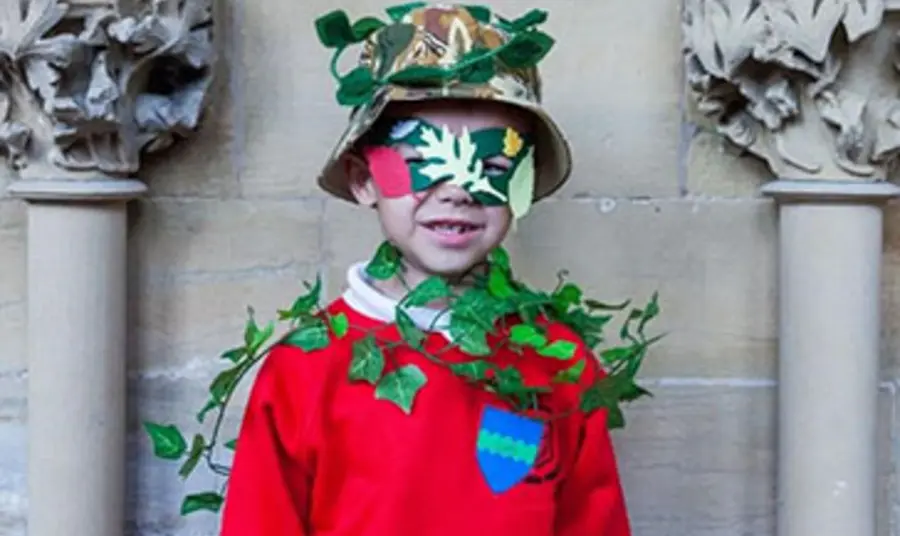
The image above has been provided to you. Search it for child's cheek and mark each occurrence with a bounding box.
[363,146,413,198]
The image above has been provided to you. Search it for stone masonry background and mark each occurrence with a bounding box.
[1,0,899,534]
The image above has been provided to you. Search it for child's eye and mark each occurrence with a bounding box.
[483,161,510,176]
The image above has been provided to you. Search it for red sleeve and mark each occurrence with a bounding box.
[220,344,319,536]
[554,347,631,536]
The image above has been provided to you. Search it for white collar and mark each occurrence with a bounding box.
[341,261,453,340]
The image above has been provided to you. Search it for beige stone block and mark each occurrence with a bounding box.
[130,266,318,371]
[238,0,362,198]
[321,199,384,299]
[686,131,771,197]
[528,0,684,198]
[129,198,323,278]
[506,198,779,379]
[613,384,893,536]
[0,200,26,372]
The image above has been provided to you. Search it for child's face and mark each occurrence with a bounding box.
[349,100,534,281]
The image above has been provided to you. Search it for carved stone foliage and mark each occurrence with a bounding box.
[682,0,900,181]
[0,0,214,180]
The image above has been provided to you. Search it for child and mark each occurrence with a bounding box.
[218,4,657,535]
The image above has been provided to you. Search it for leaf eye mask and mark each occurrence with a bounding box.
[363,117,536,219]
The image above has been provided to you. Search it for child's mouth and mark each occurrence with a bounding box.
[421,219,485,246]
[423,221,482,234]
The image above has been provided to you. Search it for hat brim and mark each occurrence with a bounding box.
[317,85,572,205]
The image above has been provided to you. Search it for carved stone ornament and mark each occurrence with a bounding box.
[682,0,900,181]
[0,0,214,181]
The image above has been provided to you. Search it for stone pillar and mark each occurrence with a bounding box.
[0,1,215,535]
[681,0,900,533]
[762,180,900,536]
[8,179,146,536]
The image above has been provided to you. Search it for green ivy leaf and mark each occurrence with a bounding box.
[553,359,586,384]
[537,339,577,360]
[337,66,377,106]
[449,316,491,356]
[584,298,630,311]
[600,346,636,366]
[498,30,555,69]
[351,16,387,41]
[196,398,219,424]
[618,378,652,402]
[314,9,356,48]
[487,264,515,299]
[404,276,452,307]
[144,422,187,460]
[178,434,206,478]
[396,309,425,349]
[375,364,427,414]
[366,241,402,280]
[489,247,510,270]
[385,2,426,21]
[388,65,451,85]
[349,335,385,384]
[553,283,582,311]
[280,275,322,320]
[220,346,246,363]
[283,320,330,352]
[330,312,350,338]
[225,439,237,451]
[606,405,626,429]
[509,324,547,348]
[209,366,242,403]
[181,492,224,515]
[450,360,492,381]
[580,383,608,413]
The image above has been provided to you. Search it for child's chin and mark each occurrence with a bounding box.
[419,253,487,279]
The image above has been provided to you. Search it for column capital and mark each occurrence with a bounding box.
[0,0,215,198]
[761,179,900,204]
[682,0,900,183]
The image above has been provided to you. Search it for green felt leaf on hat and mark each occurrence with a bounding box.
[388,65,451,85]
[385,2,426,21]
[315,9,356,49]
[336,66,377,106]
[507,9,549,31]
[351,17,387,42]
[374,23,417,78]
[458,47,495,83]
[499,30,555,69]
[464,5,492,23]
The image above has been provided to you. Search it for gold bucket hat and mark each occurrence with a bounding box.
[314,3,572,205]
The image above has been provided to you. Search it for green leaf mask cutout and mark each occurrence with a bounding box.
[370,117,536,216]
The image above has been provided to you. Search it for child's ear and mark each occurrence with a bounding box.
[345,152,378,207]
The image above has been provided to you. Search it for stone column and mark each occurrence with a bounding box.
[8,178,147,536]
[762,179,900,536]
[0,1,215,535]
[681,1,900,534]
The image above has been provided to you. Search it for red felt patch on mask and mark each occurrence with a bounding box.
[363,146,413,198]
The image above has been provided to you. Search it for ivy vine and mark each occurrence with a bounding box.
[143,242,663,516]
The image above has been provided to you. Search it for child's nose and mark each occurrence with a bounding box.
[432,181,476,205]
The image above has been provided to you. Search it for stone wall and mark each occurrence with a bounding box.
[0,0,898,535]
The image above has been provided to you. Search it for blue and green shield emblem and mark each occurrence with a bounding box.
[476,406,545,493]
